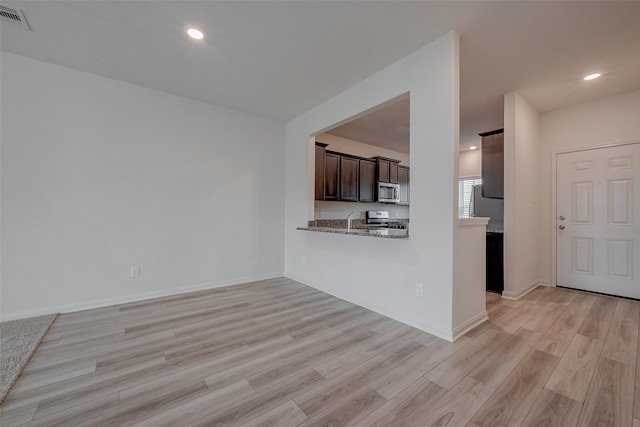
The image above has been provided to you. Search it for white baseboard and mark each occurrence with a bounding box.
[502,281,542,300]
[1,271,284,322]
[285,273,454,341]
[452,311,489,341]
[364,300,454,342]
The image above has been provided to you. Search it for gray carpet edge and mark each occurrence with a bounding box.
[0,313,58,404]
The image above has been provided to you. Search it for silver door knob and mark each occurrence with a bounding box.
[559,216,565,220]
[559,225,566,230]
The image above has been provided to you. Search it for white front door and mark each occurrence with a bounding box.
[556,143,640,298]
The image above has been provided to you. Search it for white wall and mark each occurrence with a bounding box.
[316,133,410,166]
[453,218,489,336]
[459,149,481,178]
[538,89,640,285]
[285,32,479,341]
[503,92,540,299]
[0,52,285,321]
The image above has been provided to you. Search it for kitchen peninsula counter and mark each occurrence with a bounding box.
[297,226,409,239]
[297,219,409,239]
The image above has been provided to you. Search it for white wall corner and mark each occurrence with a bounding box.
[452,311,489,341]
[501,280,541,300]
[453,217,487,337]
[503,91,540,300]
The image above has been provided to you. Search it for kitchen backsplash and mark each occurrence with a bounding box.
[315,201,409,220]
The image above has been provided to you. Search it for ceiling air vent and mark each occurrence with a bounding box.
[0,4,30,30]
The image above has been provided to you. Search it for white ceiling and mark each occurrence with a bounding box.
[325,96,410,155]
[2,1,639,151]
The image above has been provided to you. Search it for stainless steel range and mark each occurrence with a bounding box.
[366,211,408,229]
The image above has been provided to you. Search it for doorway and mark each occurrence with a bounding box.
[556,142,640,298]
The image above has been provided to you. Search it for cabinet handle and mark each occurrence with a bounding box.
[559,215,566,220]
[559,225,566,230]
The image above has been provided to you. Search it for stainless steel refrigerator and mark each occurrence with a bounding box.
[470,184,504,231]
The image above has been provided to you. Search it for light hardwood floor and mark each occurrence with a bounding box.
[1,277,639,426]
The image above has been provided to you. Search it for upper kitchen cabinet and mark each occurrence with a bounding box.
[480,129,504,199]
[398,165,410,205]
[359,159,376,203]
[340,155,359,202]
[314,145,408,204]
[376,157,400,184]
[324,151,340,200]
[315,143,327,200]
[390,161,399,184]
[377,157,389,182]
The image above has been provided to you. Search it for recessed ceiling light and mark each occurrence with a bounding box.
[186,27,204,40]
[583,73,601,81]
[469,146,477,150]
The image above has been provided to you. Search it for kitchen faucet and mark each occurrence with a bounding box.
[347,211,355,232]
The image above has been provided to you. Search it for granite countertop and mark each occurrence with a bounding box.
[298,219,409,239]
[296,226,409,239]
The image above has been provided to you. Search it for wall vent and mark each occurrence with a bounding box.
[0,4,30,30]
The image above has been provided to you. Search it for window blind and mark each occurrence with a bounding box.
[459,177,482,218]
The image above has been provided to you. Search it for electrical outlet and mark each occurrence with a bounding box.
[416,283,424,298]
[130,266,140,278]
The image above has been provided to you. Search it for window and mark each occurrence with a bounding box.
[459,177,482,218]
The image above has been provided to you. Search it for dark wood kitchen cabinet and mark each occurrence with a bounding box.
[315,148,405,203]
[389,162,399,184]
[376,157,400,184]
[359,159,376,202]
[340,155,359,201]
[486,232,504,293]
[315,143,327,200]
[323,151,340,200]
[377,158,390,182]
[398,165,410,205]
[480,129,504,199]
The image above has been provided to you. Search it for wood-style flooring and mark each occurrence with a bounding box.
[1,277,639,426]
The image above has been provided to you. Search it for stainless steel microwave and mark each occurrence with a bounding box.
[377,182,400,203]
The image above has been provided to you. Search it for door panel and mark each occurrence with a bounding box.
[608,179,632,225]
[609,239,633,279]
[609,156,632,169]
[557,143,640,298]
[572,160,592,173]
[572,182,593,224]
[572,237,593,274]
